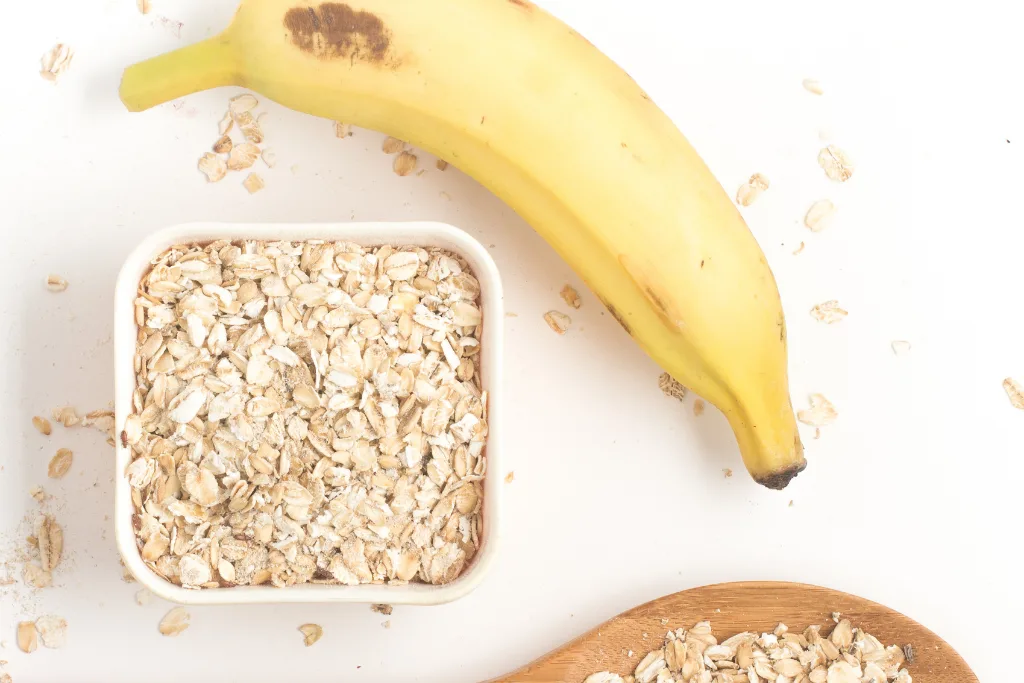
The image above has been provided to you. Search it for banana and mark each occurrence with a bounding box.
[120,0,806,488]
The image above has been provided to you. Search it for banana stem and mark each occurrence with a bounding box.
[120,34,239,112]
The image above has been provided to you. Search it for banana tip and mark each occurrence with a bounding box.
[754,460,807,490]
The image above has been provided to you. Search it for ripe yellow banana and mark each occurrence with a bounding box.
[120,0,806,487]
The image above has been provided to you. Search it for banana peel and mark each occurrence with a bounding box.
[119,0,806,488]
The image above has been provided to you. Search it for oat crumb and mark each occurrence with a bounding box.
[693,398,705,416]
[658,373,686,401]
[818,145,854,182]
[560,285,582,309]
[792,241,805,255]
[370,604,393,616]
[797,393,837,428]
[46,275,68,292]
[723,468,733,478]
[504,471,514,484]
[212,135,232,154]
[242,173,265,194]
[1003,377,1024,409]
[543,310,571,335]
[158,607,190,636]
[436,159,448,171]
[198,153,227,182]
[382,136,405,154]
[804,199,837,232]
[736,173,769,206]
[393,151,418,176]
[47,449,73,479]
[40,43,73,82]
[334,121,353,138]
[802,78,824,95]
[32,416,52,436]
[299,623,323,647]
[809,300,848,324]
[891,340,912,355]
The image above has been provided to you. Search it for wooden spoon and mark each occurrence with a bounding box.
[491,582,977,683]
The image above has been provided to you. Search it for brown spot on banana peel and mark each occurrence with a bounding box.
[598,298,633,337]
[618,254,684,330]
[508,0,533,9]
[284,3,391,63]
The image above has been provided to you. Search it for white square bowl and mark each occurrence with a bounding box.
[114,221,503,605]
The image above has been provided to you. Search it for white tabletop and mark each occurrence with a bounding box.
[0,0,1016,681]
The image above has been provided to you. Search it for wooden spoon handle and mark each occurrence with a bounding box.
[490,582,976,683]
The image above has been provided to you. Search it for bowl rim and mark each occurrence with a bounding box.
[114,221,503,605]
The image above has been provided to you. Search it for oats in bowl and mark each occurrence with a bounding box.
[121,235,495,596]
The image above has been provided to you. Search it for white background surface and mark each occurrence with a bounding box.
[0,1,1018,681]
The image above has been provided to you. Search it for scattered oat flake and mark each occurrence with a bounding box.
[227,143,260,171]
[198,153,227,182]
[1,674,12,683]
[17,622,37,653]
[505,471,514,483]
[212,135,232,154]
[34,616,67,649]
[382,620,391,629]
[818,145,854,182]
[1004,378,1024,409]
[693,398,705,416]
[32,416,52,435]
[891,340,912,355]
[335,121,353,138]
[37,515,63,572]
[792,241,805,255]
[29,486,46,503]
[560,285,582,309]
[40,43,73,82]
[299,623,323,647]
[218,112,233,135]
[47,449,73,479]
[436,159,449,171]
[137,0,152,13]
[52,406,80,427]
[810,300,848,324]
[243,173,265,194]
[543,310,571,334]
[135,588,152,606]
[229,93,258,115]
[46,275,68,292]
[804,199,837,232]
[439,190,452,200]
[158,607,190,636]
[723,468,733,478]
[370,604,393,615]
[802,78,824,95]
[736,173,770,206]
[658,372,687,401]
[382,136,405,154]
[393,151,418,176]
[798,393,837,428]
[505,312,518,318]
[788,499,794,507]
[261,148,277,168]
